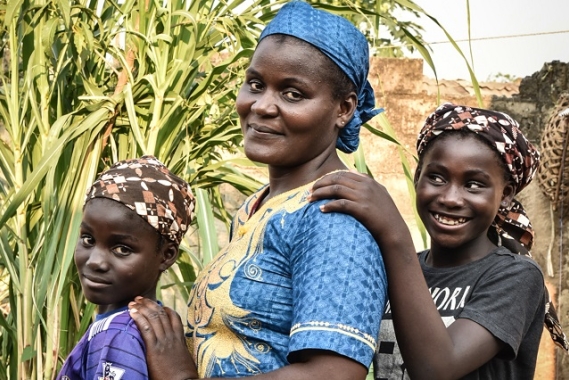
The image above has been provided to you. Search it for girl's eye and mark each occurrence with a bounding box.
[466,181,483,190]
[113,246,133,257]
[80,235,94,247]
[284,90,303,101]
[428,174,444,184]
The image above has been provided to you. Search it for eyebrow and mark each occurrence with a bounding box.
[425,163,493,179]
[245,67,312,87]
[79,222,140,243]
[111,233,140,243]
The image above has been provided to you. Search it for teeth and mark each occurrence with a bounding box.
[434,214,466,226]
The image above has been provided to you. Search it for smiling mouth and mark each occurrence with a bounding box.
[249,123,281,134]
[433,213,467,226]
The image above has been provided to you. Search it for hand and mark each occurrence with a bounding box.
[128,297,198,380]
[309,171,408,247]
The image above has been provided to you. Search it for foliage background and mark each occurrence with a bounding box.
[0,0,457,378]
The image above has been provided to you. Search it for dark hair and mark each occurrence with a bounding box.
[415,129,512,184]
[155,233,167,254]
[262,34,356,100]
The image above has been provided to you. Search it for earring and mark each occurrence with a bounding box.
[501,200,509,207]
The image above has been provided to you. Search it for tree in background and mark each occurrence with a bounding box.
[0,0,432,378]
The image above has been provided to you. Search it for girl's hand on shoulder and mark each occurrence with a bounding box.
[309,171,406,246]
[128,297,197,380]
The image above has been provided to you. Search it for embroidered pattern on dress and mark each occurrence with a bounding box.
[290,321,377,350]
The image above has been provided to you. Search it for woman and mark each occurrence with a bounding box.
[128,2,388,379]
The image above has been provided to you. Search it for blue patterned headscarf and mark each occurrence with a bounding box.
[260,1,382,153]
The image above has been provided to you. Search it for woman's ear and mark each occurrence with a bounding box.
[159,241,179,272]
[336,91,357,128]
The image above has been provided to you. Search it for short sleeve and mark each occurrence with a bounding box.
[92,331,149,379]
[84,313,150,379]
[288,201,388,367]
[458,255,545,358]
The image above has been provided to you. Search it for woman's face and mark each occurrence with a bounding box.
[75,198,172,314]
[236,37,346,171]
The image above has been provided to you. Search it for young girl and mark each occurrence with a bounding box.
[57,155,195,380]
[310,103,569,379]
[126,2,388,379]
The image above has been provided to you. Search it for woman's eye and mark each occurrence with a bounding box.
[466,182,483,189]
[249,80,263,91]
[113,246,132,257]
[284,90,303,101]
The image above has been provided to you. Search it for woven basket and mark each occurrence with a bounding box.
[537,94,569,213]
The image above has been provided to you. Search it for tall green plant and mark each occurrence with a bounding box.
[0,0,273,377]
[0,0,439,379]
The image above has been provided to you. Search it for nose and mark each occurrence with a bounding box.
[85,247,110,272]
[250,90,278,117]
[437,184,464,208]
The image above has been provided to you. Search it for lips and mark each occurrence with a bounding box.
[433,213,467,226]
[249,123,281,135]
[81,273,111,288]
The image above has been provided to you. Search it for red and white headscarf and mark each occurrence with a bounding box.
[85,155,195,245]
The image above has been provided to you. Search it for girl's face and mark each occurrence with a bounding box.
[75,198,175,314]
[415,134,514,263]
[236,37,351,174]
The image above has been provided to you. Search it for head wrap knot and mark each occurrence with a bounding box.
[260,1,383,153]
[85,155,195,245]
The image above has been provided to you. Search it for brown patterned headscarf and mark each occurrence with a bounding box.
[417,103,568,352]
[85,155,195,245]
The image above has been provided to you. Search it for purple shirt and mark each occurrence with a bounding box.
[57,309,148,380]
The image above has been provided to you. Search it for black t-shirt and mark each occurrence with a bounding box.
[374,247,545,380]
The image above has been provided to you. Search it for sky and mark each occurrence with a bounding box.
[403,0,569,81]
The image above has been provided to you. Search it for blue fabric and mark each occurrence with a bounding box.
[96,305,128,321]
[57,310,149,380]
[185,180,387,377]
[260,1,383,153]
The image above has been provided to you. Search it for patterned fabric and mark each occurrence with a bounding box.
[260,1,382,153]
[185,180,387,377]
[85,155,195,245]
[416,103,569,352]
[56,310,149,380]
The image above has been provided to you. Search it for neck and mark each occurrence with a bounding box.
[427,237,497,268]
[266,153,346,202]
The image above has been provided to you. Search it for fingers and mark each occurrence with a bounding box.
[310,172,364,203]
[165,307,185,339]
[312,170,366,192]
[129,297,169,344]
